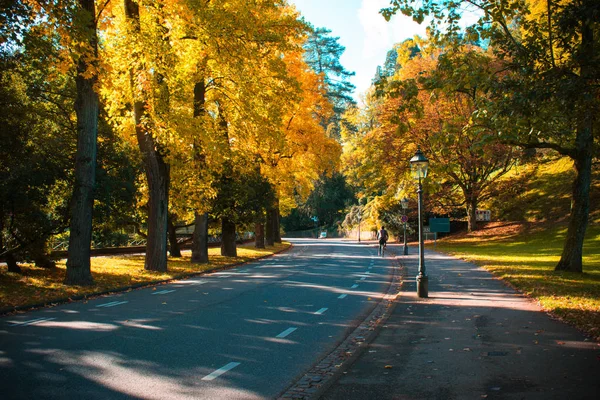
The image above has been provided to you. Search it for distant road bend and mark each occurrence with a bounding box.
[1,238,395,399]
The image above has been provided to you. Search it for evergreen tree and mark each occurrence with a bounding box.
[303,27,356,140]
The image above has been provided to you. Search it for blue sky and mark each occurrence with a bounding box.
[290,0,427,103]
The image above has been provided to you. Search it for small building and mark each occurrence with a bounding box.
[476,210,491,222]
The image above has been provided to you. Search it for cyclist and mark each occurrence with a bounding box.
[377,226,389,256]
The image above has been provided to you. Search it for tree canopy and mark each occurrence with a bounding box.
[380,0,599,272]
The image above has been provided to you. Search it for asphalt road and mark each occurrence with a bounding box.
[0,238,394,399]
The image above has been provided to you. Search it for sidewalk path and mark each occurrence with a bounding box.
[321,249,600,400]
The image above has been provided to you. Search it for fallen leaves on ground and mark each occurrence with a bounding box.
[0,243,291,310]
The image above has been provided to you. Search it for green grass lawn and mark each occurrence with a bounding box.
[0,242,291,312]
[431,222,600,341]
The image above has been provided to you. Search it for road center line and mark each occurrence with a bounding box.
[96,301,120,307]
[338,294,347,299]
[351,284,359,289]
[201,362,241,381]
[276,327,297,338]
[98,301,128,308]
[360,277,366,281]
[10,317,56,327]
[314,308,328,315]
[152,290,175,295]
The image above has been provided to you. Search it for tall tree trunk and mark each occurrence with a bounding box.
[167,214,181,258]
[190,77,209,263]
[32,238,56,269]
[141,139,170,271]
[191,212,209,263]
[5,253,21,274]
[466,196,478,232]
[0,222,21,273]
[221,218,237,257]
[555,18,595,273]
[265,208,275,246]
[556,140,593,273]
[65,0,99,286]
[274,199,282,243]
[125,0,169,272]
[255,221,265,248]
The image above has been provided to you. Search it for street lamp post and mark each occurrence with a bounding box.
[401,197,409,255]
[410,148,430,298]
[357,210,362,243]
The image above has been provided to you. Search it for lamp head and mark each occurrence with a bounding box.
[400,197,409,209]
[410,148,429,180]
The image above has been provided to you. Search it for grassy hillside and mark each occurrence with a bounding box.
[485,156,600,223]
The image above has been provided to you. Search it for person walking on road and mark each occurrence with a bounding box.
[377,226,388,256]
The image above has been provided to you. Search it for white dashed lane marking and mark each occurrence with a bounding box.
[276,327,297,338]
[9,317,56,327]
[338,294,347,299]
[97,301,128,308]
[152,290,175,295]
[201,362,241,381]
[351,284,359,289]
[314,308,328,315]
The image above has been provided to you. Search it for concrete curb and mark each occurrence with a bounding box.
[0,243,292,317]
[277,246,406,399]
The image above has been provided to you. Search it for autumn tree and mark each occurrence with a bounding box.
[383,0,599,272]
[1,1,139,280]
[12,0,101,284]
[261,45,342,238]
[389,46,517,231]
[164,1,316,254]
[64,0,100,284]
[100,0,182,272]
[279,26,356,231]
[342,39,516,232]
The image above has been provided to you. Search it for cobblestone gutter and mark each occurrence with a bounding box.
[278,250,406,399]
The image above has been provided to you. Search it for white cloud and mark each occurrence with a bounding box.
[354,0,426,101]
[358,0,426,59]
[358,0,391,59]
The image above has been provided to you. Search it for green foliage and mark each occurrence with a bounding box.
[281,208,317,232]
[304,172,356,228]
[0,54,71,260]
[93,109,142,237]
[282,172,356,232]
[210,168,276,229]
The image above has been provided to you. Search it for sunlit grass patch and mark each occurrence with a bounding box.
[431,223,600,340]
[0,242,291,311]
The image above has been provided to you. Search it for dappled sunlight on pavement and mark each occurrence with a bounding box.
[322,248,600,400]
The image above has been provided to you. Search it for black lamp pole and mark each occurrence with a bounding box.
[410,148,429,298]
[358,211,361,243]
[401,197,409,255]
